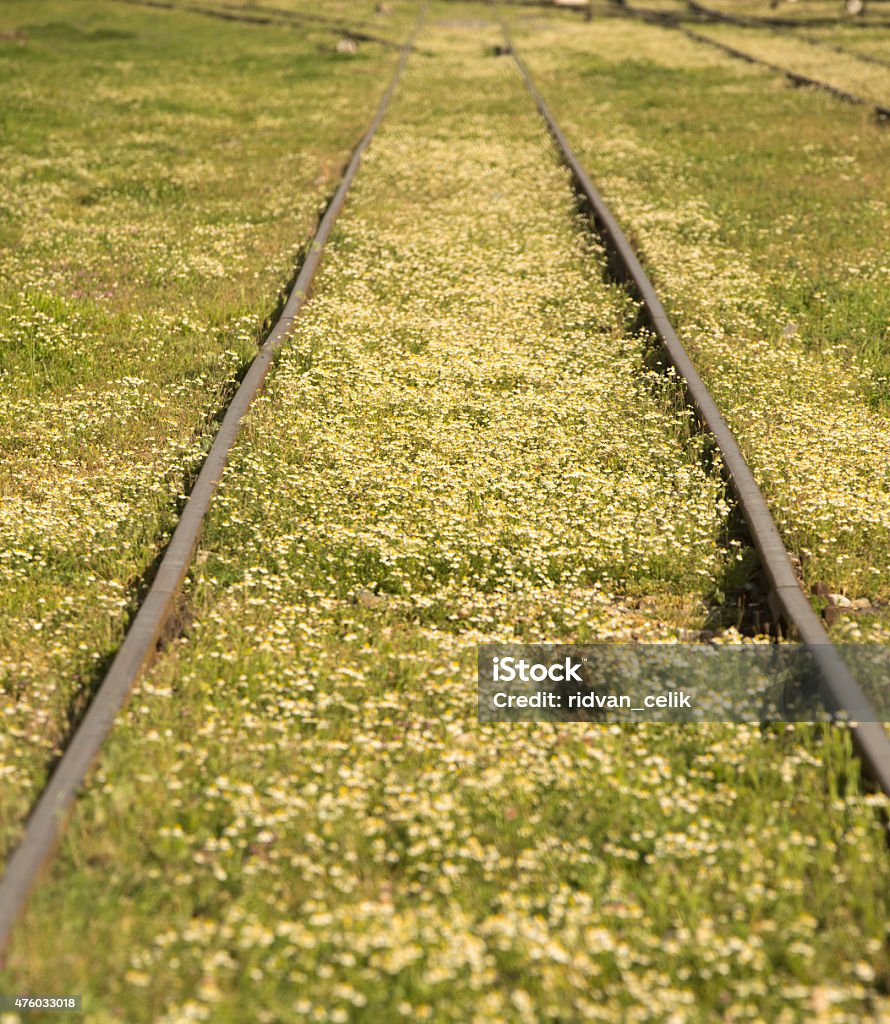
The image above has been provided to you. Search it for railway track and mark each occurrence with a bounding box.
[2,0,890,957]
[678,25,890,118]
[616,0,890,118]
[112,0,406,48]
[687,0,890,69]
[686,0,890,31]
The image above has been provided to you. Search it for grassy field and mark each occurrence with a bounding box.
[3,4,890,1022]
[0,0,416,859]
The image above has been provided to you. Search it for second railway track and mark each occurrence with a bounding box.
[618,0,890,118]
[687,0,890,70]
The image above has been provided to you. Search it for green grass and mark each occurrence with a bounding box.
[0,0,414,857]
[3,7,889,1022]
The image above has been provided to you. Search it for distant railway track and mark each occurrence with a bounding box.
[687,0,890,71]
[678,24,890,118]
[2,0,890,957]
[616,1,890,120]
[112,0,406,49]
[686,0,890,31]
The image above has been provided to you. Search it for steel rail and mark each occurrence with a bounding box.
[499,16,890,795]
[614,1,890,118]
[0,4,426,955]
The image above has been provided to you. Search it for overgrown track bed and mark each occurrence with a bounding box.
[2,4,890,1019]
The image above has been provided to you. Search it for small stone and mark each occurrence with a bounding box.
[354,587,384,608]
[828,593,853,608]
[336,38,358,55]
[851,598,873,611]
